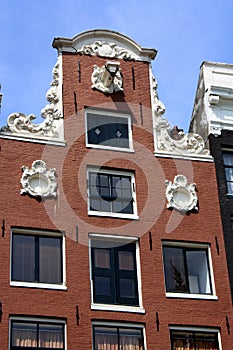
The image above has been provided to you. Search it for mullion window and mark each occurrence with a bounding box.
[12,233,63,285]
[11,320,65,350]
[170,330,219,350]
[223,152,233,194]
[92,242,139,306]
[163,246,212,294]
[89,171,134,215]
[93,325,144,350]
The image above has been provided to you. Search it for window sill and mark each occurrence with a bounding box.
[86,144,135,153]
[91,303,145,314]
[166,292,218,300]
[88,211,139,220]
[10,281,67,291]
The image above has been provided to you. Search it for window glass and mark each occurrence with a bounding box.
[93,325,144,350]
[91,241,139,306]
[87,112,130,149]
[12,233,63,285]
[223,152,233,194]
[88,171,135,216]
[163,245,212,295]
[11,321,64,349]
[170,330,219,350]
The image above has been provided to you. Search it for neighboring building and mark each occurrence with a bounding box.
[0,30,232,349]
[190,61,233,306]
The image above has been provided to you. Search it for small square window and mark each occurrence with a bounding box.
[87,168,138,219]
[93,324,144,350]
[86,109,133,151]
[223,151,233,195]
[10,319,65,349]
[91,239,139,307]
[170,328,220,350]
[11,229,65,289]
[162,242,215,298]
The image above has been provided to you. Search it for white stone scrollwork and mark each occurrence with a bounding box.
[91,61,123,94]
[1,58,63,140]
[151,74,210,157]
[78,41,134,60]
[20,160,57,198]
[165,175,198,213]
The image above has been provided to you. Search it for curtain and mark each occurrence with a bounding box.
[172,338,218,350]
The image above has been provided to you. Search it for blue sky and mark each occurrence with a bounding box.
[1,0,233,131]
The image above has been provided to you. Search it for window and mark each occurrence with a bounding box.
[87,168,138,219]
[91,239,139,306]
[93,324,144,350]
[223,151,233,194]
[170,328,220,350]
[11,229,65,289]
[86,109,133,151]
[10,319,65,349]
[162,242,214,297]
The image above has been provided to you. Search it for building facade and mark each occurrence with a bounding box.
[0,30,232,349]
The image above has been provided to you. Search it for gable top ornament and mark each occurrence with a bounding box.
[52,29,157,62]
[151,76,211,160]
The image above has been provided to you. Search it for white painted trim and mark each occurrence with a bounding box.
[10,228,66,290]
[87,167,138,219]
[162,241,217,298]
[154,151,213,162]
[0,134,67,146]
[89,233,143,310]
[85,108,134,152]
[166,293,218,300]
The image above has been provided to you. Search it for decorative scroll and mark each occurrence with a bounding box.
[77,41,134,60]
[1,60,61,137]
[165,175,198,213]
[152,76,209,156]
[20,160,57,198]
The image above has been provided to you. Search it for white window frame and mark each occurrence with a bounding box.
[162,241,217,300]
[10,228,67,291]
[89,233,145,313]
[92,321,147,350]
[9,316,67,350]
[169,326,222,350]
[85,108,134,152]
[87,167,138,219]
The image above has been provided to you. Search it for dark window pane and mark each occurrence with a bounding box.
[39,324,64,348]
[118,251,134,270]
[94,276,111,296]
[170,330,219,350]
[12,235,35,282]
[119,278,135,298]
[223,153,233,166]
[94,249,110,268]
[39,237,62,284]
[94,326,118,350]
[119,328,143,349]
[87,113,130,148]
[12,322,37,347]
[163,247,187,292]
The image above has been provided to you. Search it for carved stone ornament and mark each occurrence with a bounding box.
[1,59,62,138]
[78,41,134,60]
[91,61,123,94]
[20,160,57,198]
[165,175,198,213]
[151,75,210,156]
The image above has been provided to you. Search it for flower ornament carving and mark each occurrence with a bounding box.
[1,60,61,137]
[20,160,57,198]
[165,175,198,213]
[78,41,134,60]
[91,62,123,94]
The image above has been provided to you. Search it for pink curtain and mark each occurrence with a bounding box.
[95,333,142,350]
[172,339,218,350]
[12,327,64,348]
